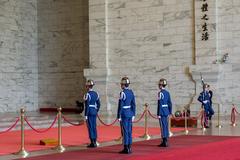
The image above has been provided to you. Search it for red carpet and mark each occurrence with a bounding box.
[22,135,240,160]
[0,124,187,155]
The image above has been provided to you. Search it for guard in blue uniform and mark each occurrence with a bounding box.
[84,79,101,148]
[157,78,172,147]
[117,77,136,154]
[198,84,210,128]
[207,84,214,120]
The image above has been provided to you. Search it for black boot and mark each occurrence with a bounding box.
[87,139,95,148]
[164,138,168,147]
[158,138,168,147]
[119,145,129,154]
[93,139,97,148]
[128,144,132,154]
[209,116,212,120]
[158,138,165,147]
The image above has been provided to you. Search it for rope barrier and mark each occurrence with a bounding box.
[190,110,203,121]
[62,115,82,126]
[15,108,29,157]
[24,116,57,133]
[200,110,205,128]
[54,107,66,152]
[140,104,151,140]
[0,118,19,134]
[235,108,240,114]
[2,104,239,156]
[97,116,118,126]
[147,110,159,119]
[133,110,146,123]
[172,116,184,121]
[231,108,236,125]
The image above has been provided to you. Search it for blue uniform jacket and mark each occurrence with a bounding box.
[117,88,136,119]
[84,90,101,116]
[157,89,172,116]
[198,91,210,109]
[209,90,213,107]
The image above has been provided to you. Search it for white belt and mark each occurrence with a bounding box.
[123,106,131,109]
[162,104,168,108]
[89,105,97,109]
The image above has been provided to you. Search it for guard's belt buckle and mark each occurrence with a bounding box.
[123,106,131,109]
[162,104,168,108]
[89,105,97,109]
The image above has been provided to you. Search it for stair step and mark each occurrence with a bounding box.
[0,112,83,132]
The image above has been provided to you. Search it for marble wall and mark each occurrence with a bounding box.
[85,0,195,115]
[189,0,240,114]
[0,0,89,112]
[85,0,240,115]
[214,0,240,112]
[0,0,38,112]
[37,0,89,108]
[0,0,239,114]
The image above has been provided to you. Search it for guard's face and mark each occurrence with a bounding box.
[204,87,208,91]
[159,84,163,90]
[120,83,125,89]
[85,85,90,90]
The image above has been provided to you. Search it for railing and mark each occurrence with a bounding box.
[0,103,237,158]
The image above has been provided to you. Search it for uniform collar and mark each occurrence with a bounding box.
[160,88,165,91]
[88,89,93,91]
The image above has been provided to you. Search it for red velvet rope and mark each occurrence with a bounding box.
[0,118,19,134]
[231,108,236,124]
[97,116,118,126]
[24,116,57,133]
[173,116,184,121]
[147,110,159,119]
[235,108,240,114]
[191,110,203,120]
[191,117,198,121]
[200,110,205,127]
[133,110,146,123]
[200,110,205,128]
[62,115,83,126]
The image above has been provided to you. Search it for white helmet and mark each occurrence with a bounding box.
[86,79,95,86]
[120,77,130,85]
[159,78,167,87]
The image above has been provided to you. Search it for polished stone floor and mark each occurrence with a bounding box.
[0,113,239,160]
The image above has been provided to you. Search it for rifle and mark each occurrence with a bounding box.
[200,72,205,92]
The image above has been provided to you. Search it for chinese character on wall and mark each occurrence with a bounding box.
[201,0,209,41]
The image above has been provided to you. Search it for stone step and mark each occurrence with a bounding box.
[0,113,83,132]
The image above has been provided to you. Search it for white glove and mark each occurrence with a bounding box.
[203,100,208,104]
[132,116,135,122]
[85,116,88,120]
[158,116,161,119]
[118,118,121,122]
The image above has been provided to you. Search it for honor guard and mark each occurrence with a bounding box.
[117,77,136,154]
[198,84,211,128]
[84,79,101,148]
[207,84,214,120]
[157,78,172,147]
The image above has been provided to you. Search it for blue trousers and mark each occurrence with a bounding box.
[208,106,214,116]
[87,115,97,139]
[121,117,132,145]
[159,116,169,138]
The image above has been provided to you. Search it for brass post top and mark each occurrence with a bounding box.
[20,108,25,113]
[57,107,62,112]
